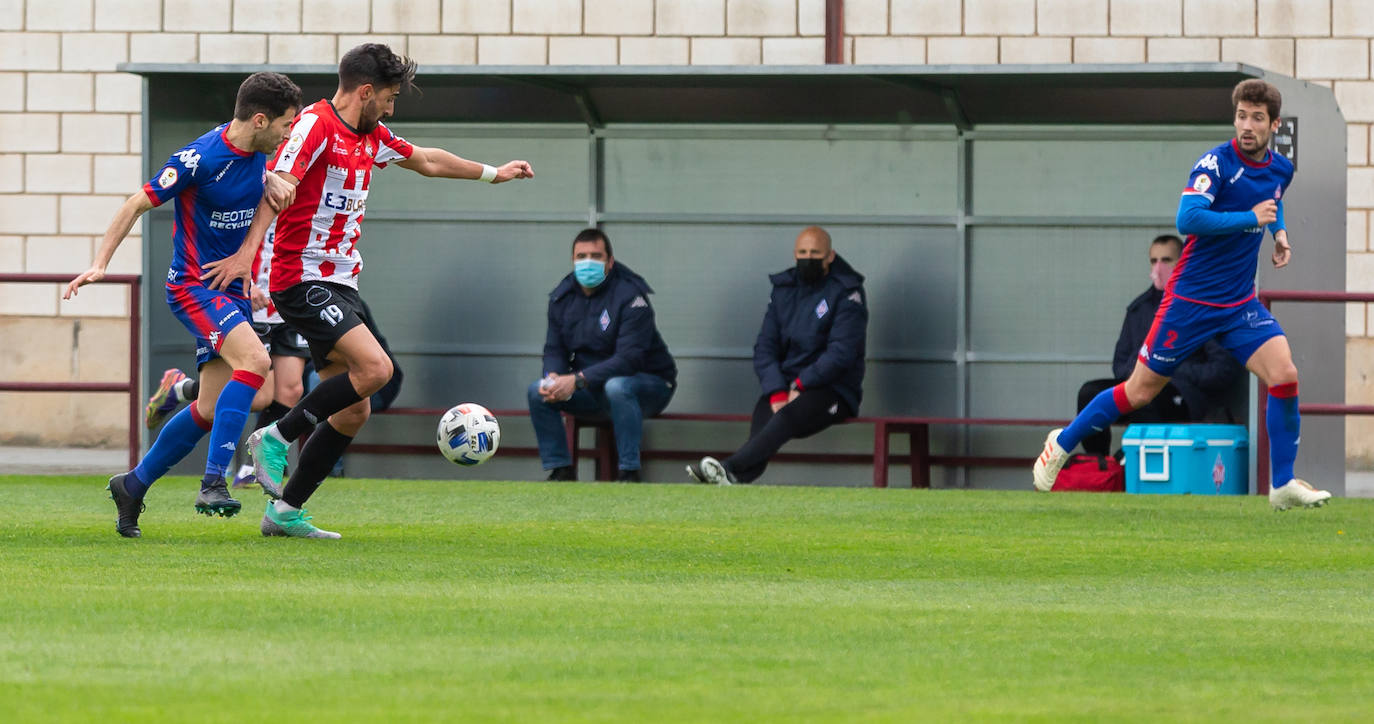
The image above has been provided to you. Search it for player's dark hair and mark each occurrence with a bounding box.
[1151,234,1183,256]
[572,228,613,257]
[338,43,417,94]
[233,72,302,121]
[1232,79,1281,121]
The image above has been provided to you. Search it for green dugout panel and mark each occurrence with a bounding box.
[130,64,1346,492]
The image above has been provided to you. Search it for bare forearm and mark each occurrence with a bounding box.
[93,193,151,270]
[237,197,278,258]
[413,148,484,179]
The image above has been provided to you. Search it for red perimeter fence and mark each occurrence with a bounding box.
[1256,290,1374,494]
[0,273,141,471]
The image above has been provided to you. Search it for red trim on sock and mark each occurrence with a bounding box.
[188,400,213,431]
[231,369,266,390]
[1112,384,1133,414]
[1270,382,1299,399]
[793,377,805,392]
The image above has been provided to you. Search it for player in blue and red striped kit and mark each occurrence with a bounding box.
[1032,78,1331,511]
[64,72,303,537]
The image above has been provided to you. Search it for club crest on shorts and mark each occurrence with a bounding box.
[815,299,829,319]
[599,309,610,331]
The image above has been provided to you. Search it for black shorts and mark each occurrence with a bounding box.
[253,321,312,360]
[271,282,371,370]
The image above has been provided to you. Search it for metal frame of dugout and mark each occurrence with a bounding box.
[123,63,1347,493]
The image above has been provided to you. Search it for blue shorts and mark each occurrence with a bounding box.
[1140,295,1282,377]
[166,283,251,367]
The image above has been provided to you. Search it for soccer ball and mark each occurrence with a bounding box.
[436,403,501,466]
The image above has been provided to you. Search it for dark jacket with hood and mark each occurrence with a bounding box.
[542,262,677,387]
[754,254,867,415]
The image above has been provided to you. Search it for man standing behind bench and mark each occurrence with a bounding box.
[689,226,867,485]
[530,228,677,483]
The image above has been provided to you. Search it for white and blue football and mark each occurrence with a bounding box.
[437,403,501,466]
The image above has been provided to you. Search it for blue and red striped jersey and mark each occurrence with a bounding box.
[1172,138,1294,306]
[143,123,267,298]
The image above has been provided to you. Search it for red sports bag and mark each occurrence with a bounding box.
[1051,454,1125,492]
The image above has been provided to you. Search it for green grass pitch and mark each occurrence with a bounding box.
[1,474,1371,722]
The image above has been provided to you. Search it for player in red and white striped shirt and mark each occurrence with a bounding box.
[205,43,533,538]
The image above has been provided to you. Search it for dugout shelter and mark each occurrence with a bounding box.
[126,63,1346,493]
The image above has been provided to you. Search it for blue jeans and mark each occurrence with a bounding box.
[527,373,675,472]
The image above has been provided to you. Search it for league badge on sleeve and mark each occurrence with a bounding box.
[1192,174,1211,193]
[157,167,178,189]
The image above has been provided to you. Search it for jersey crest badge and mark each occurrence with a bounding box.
[815,299,829,319]
[599,309,610,331]
[1274,184,1282,199]
[157,167,178,189]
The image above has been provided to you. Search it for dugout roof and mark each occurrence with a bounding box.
[123,62,1263,127]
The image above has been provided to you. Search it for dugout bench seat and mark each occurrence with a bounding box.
[362,407,1069,487]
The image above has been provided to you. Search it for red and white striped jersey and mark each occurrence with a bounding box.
[268,99,414,292]
[251,221,281,324]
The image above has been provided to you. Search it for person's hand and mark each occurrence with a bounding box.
[493,160,534,183]
[201,252,253,291]
[249,285,269,311]
[1251,199,1278,226]
[63,266,105,299]
[1273,235,1292,269]
[263,173,296,212]
[541,373,576,402]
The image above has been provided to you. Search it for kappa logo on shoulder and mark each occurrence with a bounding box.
[175,148,201,175]
[630,295,648,309]
[1194,153,1219,174]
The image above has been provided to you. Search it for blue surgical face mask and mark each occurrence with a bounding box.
[574,259,606,288]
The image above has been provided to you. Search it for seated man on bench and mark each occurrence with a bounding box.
[1077,234,1245,458]
[689,226,867,485]
[528,228,677,483]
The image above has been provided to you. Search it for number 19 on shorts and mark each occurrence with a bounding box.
[320,304,344,326]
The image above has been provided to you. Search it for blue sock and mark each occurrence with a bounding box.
[205,375,259,482]
[130,405,209,497]
[1057,384,1131,453]
[1267,386,1301,488]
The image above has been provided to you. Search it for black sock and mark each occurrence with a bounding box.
[257,400,291,431]
[276,375,363,443]
[282,422,353,508]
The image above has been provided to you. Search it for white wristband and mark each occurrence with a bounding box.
[479,164,498,183]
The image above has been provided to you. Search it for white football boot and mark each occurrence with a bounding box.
[1269,479,1332,511]
[1031,428,1069,492]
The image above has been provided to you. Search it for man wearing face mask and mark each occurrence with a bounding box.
[688,226,867,485]
[1074,234,1244,457]
[529,228,677,482]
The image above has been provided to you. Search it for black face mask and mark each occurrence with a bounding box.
[796,258,826,284]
